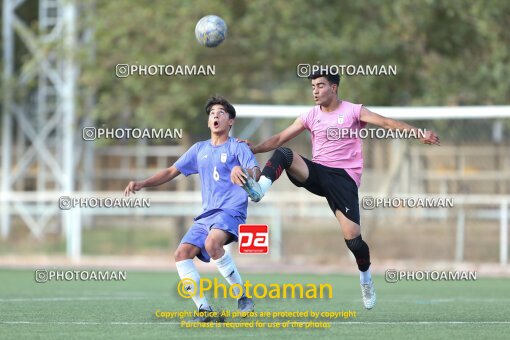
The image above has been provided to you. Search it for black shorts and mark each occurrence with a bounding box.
[286,156,360,225]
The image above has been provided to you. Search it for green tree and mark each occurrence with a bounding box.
[77,0,510,144]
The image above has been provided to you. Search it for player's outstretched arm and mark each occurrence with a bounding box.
[360,106,440,146]
[251,117,306,154]
[124,165,181,196]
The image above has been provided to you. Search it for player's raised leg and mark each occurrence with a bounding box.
[174,243,217,321]
[335,210,376,309]
[205,228,254,313]
[242,147,309,201]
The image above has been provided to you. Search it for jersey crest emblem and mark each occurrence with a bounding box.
[337,114,344,124]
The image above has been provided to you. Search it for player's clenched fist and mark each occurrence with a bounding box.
[124,181,144,196]
[420,130,440,146]
[230,166,247,186]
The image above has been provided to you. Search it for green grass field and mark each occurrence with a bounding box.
[1,269,509,339]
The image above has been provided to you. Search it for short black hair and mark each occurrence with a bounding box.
[308,71,340,87]
[204,96,236,119]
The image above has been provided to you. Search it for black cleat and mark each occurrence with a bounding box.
[190,306,226,323]
[191,306,215,323]
[238,296,255,315]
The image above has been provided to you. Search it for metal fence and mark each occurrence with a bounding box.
[1,106,509,265]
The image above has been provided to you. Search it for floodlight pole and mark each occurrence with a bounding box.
[62,0,78,260]
[1,0,14,239]
[1,0,80,261]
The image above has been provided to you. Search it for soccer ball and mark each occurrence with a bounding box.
[195,15,227,48]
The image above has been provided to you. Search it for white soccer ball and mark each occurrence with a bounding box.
[195,15,227,48]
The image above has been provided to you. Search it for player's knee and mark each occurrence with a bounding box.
[174,247,193,261]
[204,237,222,258]
[345,235,367,252]
[275,147,294,168]
[345,235,371,272]
[338,215,361,239]
[344,229,361,240]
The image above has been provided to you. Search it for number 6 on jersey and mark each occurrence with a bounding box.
[213,166,219,181]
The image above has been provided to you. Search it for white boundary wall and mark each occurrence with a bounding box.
[2,106,510,262]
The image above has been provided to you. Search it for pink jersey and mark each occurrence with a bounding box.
[300,101,366,187]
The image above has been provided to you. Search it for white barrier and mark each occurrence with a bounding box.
[1,191,508,264]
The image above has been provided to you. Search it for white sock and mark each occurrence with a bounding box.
[360,269,372,284]
[213,251,244,298]
[258,176,273,195]
[175,259,210,310]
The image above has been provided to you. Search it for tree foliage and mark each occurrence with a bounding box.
[41,0,510,140]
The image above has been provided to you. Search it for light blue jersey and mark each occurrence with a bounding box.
[175,137,258,220]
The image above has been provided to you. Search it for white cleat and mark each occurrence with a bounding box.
[361,280,376,310]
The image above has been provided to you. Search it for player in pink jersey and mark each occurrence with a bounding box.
[235,71,440,310]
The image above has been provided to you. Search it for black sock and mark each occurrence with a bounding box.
[345,235,371,272]
[261,147,294,182]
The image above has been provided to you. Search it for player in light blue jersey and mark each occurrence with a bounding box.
[124,97,260,322]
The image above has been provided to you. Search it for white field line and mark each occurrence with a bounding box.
[1,321,510,325]
[3,296,510,303]
[0,296,149,302]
